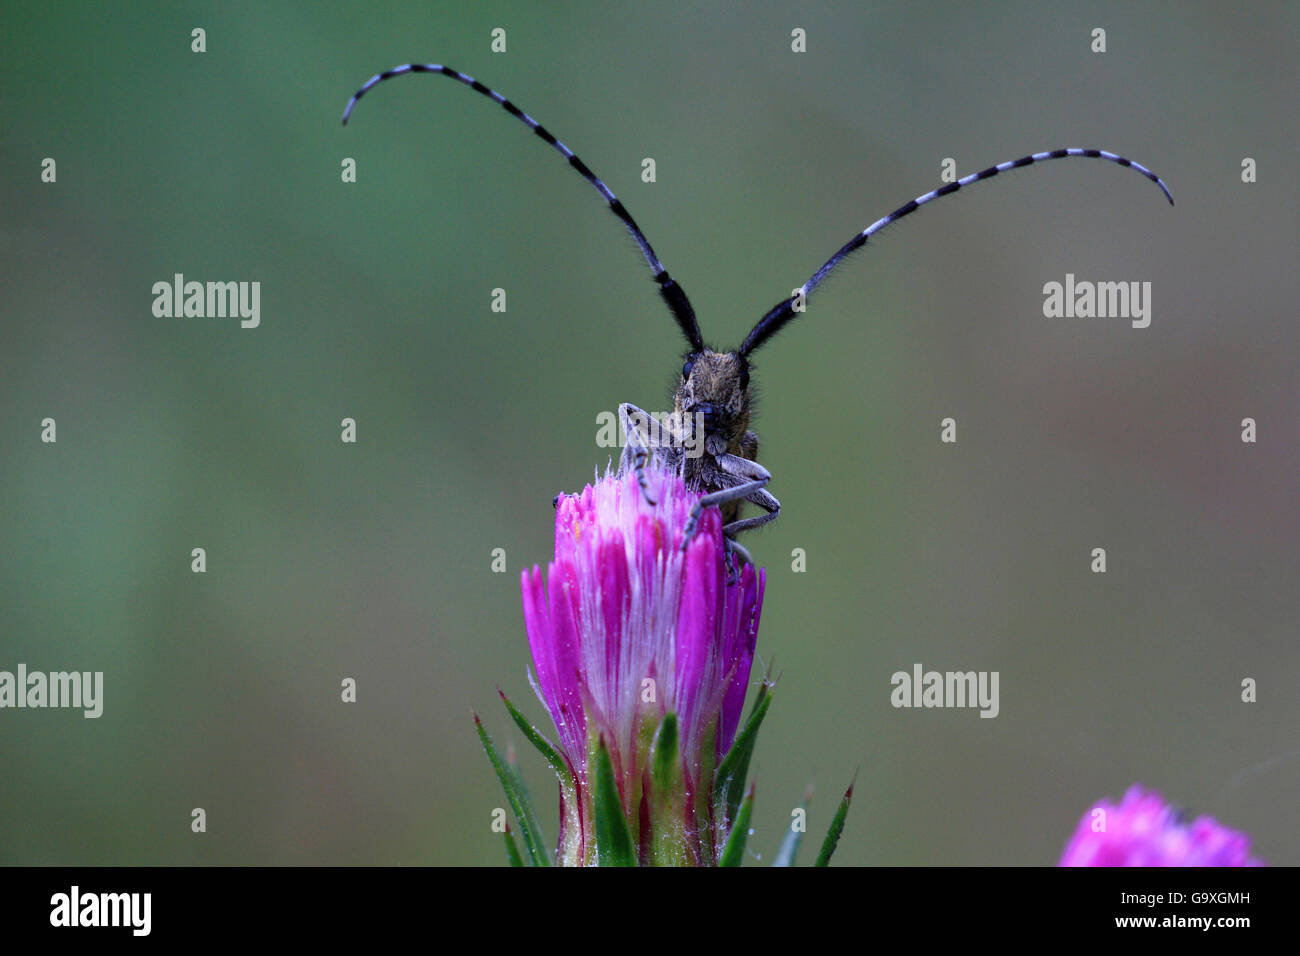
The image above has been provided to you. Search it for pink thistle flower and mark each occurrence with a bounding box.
[1059,785,1264,866]
[520,465,764,865]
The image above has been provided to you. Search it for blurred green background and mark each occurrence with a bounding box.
[2,1,1296,866]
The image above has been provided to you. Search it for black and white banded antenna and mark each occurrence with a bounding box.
[343,64,1172,363]
[740,149,1174,357]
[342,63,706,353]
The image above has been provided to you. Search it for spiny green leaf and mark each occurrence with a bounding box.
[593,736,637,866]
[474,713,551,866]
[814,777,855,867]
[712,681,773,832]
[501,740,551,868]
[502,823,525,867]
[499,690,582,865]
[750,660,777,717]
[717,783,756,867]
[773,786,813,867]
[648,714,692,866]
[651,713,679,793]
[695,716,720,861]
[499,689,575,792]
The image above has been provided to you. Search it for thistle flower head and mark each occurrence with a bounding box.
[520,465,764,864]
[1059,785,1264,867]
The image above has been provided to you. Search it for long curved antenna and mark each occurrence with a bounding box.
[344,63,705,352]
[740,148,1174,357]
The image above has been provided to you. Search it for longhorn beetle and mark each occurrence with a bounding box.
[343,63,1173,571]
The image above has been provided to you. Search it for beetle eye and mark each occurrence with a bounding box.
[682,356,695,380]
